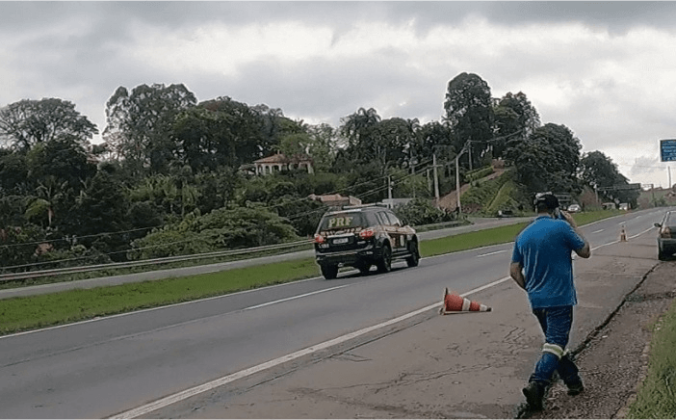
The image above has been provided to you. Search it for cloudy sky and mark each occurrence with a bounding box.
[2,1,676,188]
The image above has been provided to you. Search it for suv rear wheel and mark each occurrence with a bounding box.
[406,242,420,267]
[377,244,392,273]
[321,264,339,280]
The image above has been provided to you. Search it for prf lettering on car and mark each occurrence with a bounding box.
[328,216,353,229]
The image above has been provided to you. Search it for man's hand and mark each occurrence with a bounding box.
[561,210,591,258]
[510,262,526,290]
[561,210,578,228]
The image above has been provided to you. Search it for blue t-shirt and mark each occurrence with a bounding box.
[511,215,586,309]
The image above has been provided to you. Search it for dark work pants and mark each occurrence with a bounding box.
[529,305,581,385]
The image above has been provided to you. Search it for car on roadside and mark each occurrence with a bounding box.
[313,204,420,279]
[497,209,515,218]
[619,203,630,211]
[654,211,676,261]
[567,203,582,213]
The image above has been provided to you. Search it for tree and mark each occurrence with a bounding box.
[443,73,494,169]
[25,135,97,194]
[0,149,29,195]
[71,170,131,260]
[0,98,98,151]
[340,107,381,149]
[513,123,582,195]
[579,151,639,207]
[103,83,197,174]
[495,92,541,162]
[306,123,339,173]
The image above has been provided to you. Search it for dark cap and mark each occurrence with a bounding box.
[534,192,559,212]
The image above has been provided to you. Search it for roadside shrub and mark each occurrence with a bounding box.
[129,203,300,259]
[394,198,456,226]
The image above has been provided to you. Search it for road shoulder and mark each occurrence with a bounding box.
[148,233,660,419]
[536,260,676,419]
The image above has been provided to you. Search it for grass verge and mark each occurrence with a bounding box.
[0,259,319,335]
[626,299,676,418]
[0,209,624,336]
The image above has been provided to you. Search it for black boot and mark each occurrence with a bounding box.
[566,378,584,396]
[522,381,547,411]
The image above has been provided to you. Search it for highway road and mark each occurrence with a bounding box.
[0,216,532,300]
[0,208,670,418]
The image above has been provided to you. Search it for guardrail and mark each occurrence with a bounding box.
[0,239,313,282]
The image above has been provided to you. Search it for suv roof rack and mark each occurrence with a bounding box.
[340,203,389,210]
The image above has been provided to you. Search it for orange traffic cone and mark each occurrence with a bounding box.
[439,288,491,315]
[620,225,627,242]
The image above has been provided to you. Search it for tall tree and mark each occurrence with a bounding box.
[443,73,494,169]
[340,107,381,149]
[513,123,582,195]
[579,150,639,207]
[306,123,339,173]
[0,98,98,151]
[495,92,541,162]
[103,83,197,174]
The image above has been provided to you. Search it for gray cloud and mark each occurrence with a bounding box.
[2,1,676,186]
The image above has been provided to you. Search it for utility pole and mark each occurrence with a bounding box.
[455,152,461,215]
[594,184,599,206]
[433,153,440,207]
[411,159,416,199]
[468,139,473,172]
[669,166,672,190]
[387,175,393,202]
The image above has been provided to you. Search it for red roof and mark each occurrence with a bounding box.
[254,153,312,164]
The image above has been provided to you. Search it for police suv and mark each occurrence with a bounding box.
[313,204,420,280]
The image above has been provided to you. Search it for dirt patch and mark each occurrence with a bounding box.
[529,261,676,419]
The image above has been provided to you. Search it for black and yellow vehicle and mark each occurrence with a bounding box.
[313,204,420,280]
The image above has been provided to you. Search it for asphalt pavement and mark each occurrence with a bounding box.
[148,221,662,419]
[0,209,666,418]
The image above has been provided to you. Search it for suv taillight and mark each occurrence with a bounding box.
[314,233,325,244]
[359,228,375,239]
[660,226,671,238]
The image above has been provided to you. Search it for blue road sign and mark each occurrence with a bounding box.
[661,139,676,162]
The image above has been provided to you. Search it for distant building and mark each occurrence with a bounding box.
[248,152,314,175]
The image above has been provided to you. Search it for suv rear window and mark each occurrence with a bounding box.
[318,212,367,232]
[667,212,676,226]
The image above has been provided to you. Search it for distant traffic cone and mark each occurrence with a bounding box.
[439,288,491,315]
[620,225,627,242]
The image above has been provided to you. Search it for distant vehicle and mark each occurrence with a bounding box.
[654,211,676,261]
[567,204,581,213]
[619,203,630,211]
[602,202,617,210]
[497,209,515,218]
[313,204,420,279]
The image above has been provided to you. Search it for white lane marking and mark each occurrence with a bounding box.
[476,250,507,258]
[592,229,604,234]
[109,277,511,419]
[243,286,347,310]
[629,226,655,239]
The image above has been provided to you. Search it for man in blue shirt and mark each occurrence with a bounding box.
[510,193,591,411]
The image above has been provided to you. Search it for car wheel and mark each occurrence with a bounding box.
[320,264,339,280]
[377,244,392,273]
[358,263,371,275]
[658,243,668,261]
[406,242,420,268]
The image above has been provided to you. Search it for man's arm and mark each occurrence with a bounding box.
[510,262,526,290]
[561,211,591,258]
